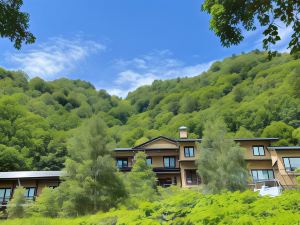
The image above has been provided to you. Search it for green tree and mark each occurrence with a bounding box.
[0,145,27,171]
[27,187,59,217]
[292,128,300,145]
[0,0,35,49]
[58,117,127,216]
[202,0,300,57]
[7,186,26,218]
[262,121,294,145]
[197,119,248,193]
[126,151,157,203]
[235,126,255,138]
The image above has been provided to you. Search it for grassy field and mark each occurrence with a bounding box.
[1,188,300,225]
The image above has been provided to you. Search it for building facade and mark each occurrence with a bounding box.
[114,126,300,188]
[0,171,61,210]
[1,126,300,208]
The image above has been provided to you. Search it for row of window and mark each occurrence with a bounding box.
[0,187,36,203]
[117,156,300,172]
[116,156,177,168]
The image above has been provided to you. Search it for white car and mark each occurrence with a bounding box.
[253,179,283,197]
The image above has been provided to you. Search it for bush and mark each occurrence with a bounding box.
[2,189,300,224]
[7,186,26,218]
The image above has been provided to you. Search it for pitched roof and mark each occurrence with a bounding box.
[132,135,178,149]
[0,171,63,179]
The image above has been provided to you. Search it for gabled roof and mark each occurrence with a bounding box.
[0,171,63,179]
[132,135,178,149]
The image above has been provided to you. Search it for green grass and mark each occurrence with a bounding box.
[1,188,300,225]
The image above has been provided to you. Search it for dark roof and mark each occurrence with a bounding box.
[267,146,300,150]
[234,138,279,141]
[114,148,133,151]
[0,171,63,179]
[114,136,280,151]
[176,138,202,142]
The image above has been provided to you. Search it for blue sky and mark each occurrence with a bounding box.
[0,0,292,97]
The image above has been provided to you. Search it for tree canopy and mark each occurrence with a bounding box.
[202,0,300,58]
[197,119,248,193]
[0,0,35,49]
[57,117,127,216]
[0,51,299,171]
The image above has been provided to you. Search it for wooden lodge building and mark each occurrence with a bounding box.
[1,126,300,207]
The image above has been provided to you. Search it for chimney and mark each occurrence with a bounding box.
[178,126,188,139]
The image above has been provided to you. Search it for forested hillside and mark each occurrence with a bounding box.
[0,50,299,171]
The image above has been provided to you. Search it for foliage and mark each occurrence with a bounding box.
[26,187,59,218]
[2,189,300,224]
[197,119,248,193]
[124,152,157,204]
[0,52,299,170]
[0,0,35,49]
[202,0,300,57]
[262,121,294,145]
[57,117,127,216]
[7,186,26,218]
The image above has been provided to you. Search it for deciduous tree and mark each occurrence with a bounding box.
[0,0,35,49]
[202,0,300,58]
[126,151,157,203]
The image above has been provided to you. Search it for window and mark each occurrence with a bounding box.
[0,188,11,203]
[184,147,195,157]
[185,170,199,185]
[252,146,265,156]
[283,157,300,172]
[146,157,152,165]
[24,187,36,200]
[164,157,176,168]
[116,158,128,168]
[251,170,274,181]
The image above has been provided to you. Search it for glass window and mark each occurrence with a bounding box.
[252,146,265,156]
[116,158,128,168]
[185,170,199,185]
[0,188,11,204]
[24,187,36,200]
[283,157,300,171]
[0,188,11,202]
[184,147,195,157]
[146,157,152,165]
[251,169,274,181]
[164,157,176,168]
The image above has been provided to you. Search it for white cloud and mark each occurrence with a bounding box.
[102,50,215,98]
[6,37,105,79]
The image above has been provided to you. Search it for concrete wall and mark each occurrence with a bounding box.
[0,178,60,201]
[239,140,273,160]
[141,139,178,149]
[270,149,300,187]
[178,142,198,161]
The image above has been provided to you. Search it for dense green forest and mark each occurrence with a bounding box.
[0,50,299,171]
[1,188,300,225]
